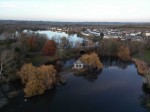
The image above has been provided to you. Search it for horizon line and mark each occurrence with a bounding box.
[1,19,150,23]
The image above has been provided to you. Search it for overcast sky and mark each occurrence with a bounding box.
[0,0,150,22]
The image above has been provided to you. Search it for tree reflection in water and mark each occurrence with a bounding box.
[141,83,150,111]
[101,56,132,70]
[1,87,56,112]
[26,87,56,104]
[74,70,102,82]
[73,57,132,82]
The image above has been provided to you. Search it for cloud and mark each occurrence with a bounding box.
[0,1,38,8]
[0,2,18,8]
[0,0,150,22]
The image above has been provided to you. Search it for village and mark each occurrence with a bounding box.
[49,26,150,41]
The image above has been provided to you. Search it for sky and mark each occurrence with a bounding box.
[0,0,150,22]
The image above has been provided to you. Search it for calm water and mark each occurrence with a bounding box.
[0,59,149,112]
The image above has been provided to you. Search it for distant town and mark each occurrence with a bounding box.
[0,20,150,42]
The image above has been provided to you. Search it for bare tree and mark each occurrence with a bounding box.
[0,50,14,78]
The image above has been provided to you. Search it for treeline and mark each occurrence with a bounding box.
[0,24,48,34]
[0,31,66,97]
[95,38,146,61]
[0,31,56,80]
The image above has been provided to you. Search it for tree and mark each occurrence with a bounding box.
[0,50,14,78]
[27,37,37,52]
[59,37,70,49]
[117,46,131,61]
[100,33,104,38]
[18,63,36,84]
[18,63,57,97]
[74,41,82,48]
[42,40,56,56]
[97,38,121,56]
[19,33,47,52]
[24,79,46,97]
[79,52,103,70]
[38,65,57,89]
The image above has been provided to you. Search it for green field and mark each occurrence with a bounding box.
[28,54,59,66]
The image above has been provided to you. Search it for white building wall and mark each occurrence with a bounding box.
[145,33,150,37]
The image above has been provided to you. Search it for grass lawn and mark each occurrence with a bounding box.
[27,49,78,66]
[28,53,59,66]
[133,50,150,64]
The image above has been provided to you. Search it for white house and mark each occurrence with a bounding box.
[81,32,90,36]
[145,33,150,37]
[73,60,84,69]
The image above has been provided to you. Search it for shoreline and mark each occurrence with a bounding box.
[132,58,150,75]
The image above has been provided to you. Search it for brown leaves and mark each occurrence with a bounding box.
[27,37,37,51]
[117,46,131,61]
[132,58,148,75]
[79,52,103,70]
[18,63,57,97]
[42,40,56,56]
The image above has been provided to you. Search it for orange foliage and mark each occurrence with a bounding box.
[18,63,36,84]
[24,79,46,97]
[27,37,37,51]
[79,52,103,70]
[117,46,131,61]
[18,63,57,97]
[42,40,56,56]
[132,58,148,75]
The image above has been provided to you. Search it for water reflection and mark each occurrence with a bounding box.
[82,71,102,82]
[63,59,75,68]
[0,91,8,108]
[1,87,57,112]
[74,70,102,82]
[140,83,150,111]
[0,58,148,112]
[73,57,133,83]
[101,57,132,69]
[26,87,56,105]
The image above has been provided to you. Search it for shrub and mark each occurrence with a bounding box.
[117,46,131,61]
[79,52,103,70]
[42,40,56,56]
[18,63,57,97]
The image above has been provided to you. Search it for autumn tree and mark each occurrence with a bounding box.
[24,79,46,97]
[18,63,57,97]
[27,37,37,51]
[42,40,56,56]
[19,33,47,52]
[117,46,131,61]
[18,63,36,84]
[79,52,103,70]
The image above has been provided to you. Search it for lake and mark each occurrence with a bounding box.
[23,30,85,47]
[0,58,149,112]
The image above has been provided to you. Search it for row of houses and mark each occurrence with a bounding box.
[81,28,150,41]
